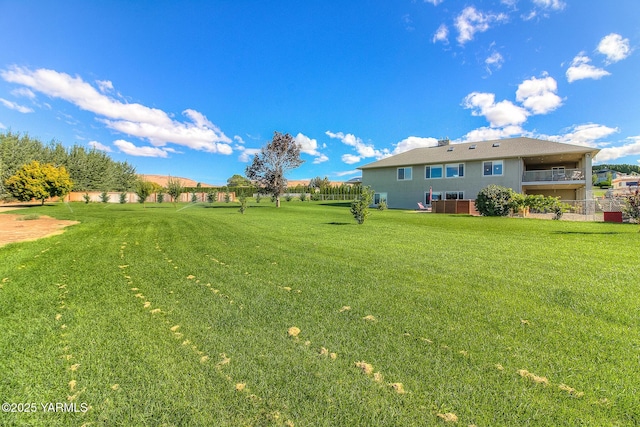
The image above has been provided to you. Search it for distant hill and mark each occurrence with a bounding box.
[137,175,216,188]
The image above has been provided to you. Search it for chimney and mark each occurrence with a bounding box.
[437,138,450,147]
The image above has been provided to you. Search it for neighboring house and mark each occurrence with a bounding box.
[612,174,640,195]
[359,137,599,210]
[593,168,617,185]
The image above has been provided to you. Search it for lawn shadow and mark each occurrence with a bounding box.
[325,222,352,226]
[552,231,624,235]
[319,202,352,208]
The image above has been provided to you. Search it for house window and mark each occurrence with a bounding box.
[445,163,464,178]
[397,167,412,181]
[445,191,464,200]
[425,165,443,179]
[483,160,504,176]
[373,193,387,205]
[426,191,442,204]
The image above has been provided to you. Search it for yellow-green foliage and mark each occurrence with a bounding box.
[4,160,73,204]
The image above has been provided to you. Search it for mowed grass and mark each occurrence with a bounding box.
[1,201,638,426]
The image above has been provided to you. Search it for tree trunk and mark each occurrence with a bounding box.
[276,195,281,208]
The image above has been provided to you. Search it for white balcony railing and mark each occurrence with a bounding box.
[523,168,585,183]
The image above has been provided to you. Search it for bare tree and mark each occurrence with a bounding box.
[245,132,304,208]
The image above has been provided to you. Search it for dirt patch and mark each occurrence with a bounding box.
[0,213,79,247]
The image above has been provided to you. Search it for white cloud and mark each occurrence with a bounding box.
[238,147,261,162]
[88,140,112,152]
[424,0,444,5]
[566,54,610,83]
[550,123,619,147]
[454,6,507,45]
[432,24,449,44]
[463,92,529,127]
[393,136,439,154]
[335,169,361,177]
[114,139,169,157]
[341,154,362,164]
[485,52,504,72]
[326,131,390,164]
[597,33,632,64]
[461,125,526,142]
[516,75,562,114]
[596,137,640,163]
[0,97,33,113]
[294,133,329,163]
[96,79,114,93]
[0,122,5,129]
[0,66,232,154]
[532,0,566,10]
[233,135,245,144]
[11,87,35,99]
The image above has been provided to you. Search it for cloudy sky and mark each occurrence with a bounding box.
[0,1,638,184]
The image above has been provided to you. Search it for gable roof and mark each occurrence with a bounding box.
[359,137,600,169]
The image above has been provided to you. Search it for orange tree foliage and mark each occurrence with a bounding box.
[5,160,73,204]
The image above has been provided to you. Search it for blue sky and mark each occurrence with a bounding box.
[0,1,638,185]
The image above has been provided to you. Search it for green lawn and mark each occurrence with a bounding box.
[1,201,638,426]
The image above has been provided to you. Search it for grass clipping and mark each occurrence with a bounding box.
[518,369,549,386]
[288,327,301,338]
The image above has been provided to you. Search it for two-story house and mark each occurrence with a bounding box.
[359,137,599,210]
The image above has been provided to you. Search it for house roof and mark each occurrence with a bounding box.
[359,137,600,169]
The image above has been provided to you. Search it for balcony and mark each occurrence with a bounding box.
[522,168,585,183]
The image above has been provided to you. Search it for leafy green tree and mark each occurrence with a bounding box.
[207,189,218,203]
[166,176,183,206]
[0,131,136,195]
[350,186,374,225]
[310,176,331,191]
[238,195,248,214]
[100,191,110,203]
[134,180,153,206]
[5,160,73,205]
[245,131,304,208]
[475,185,515,216]
[227,174,251,187]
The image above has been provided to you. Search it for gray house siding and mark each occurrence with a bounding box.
[360,137,599,211]
[363,158,522,210]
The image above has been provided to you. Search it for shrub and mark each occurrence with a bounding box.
[100,191,110,203]
[311,192,322,201]
[157,193,164,204]
[207,190,218,203]
[119,192,127,204]
[475,185,514,216]
[224,191,231,203]
[238,196,248,214]
[299,192,307,202]
[255,193,261,203]
[285,193,292,202]
[377,200,387,211]
[82,193,91,204]
[623,189,640,223]
[350,186,374,225]
[191,192,198,203]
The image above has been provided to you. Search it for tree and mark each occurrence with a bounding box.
[623,188,640,224]
[5,161,73,205]
[310,176,331,191]
[350,186,374,225]
[227,174,251,187]
[475,185,515,216]
[134,179,153,206]
[245,131,304,208]
[166,176,183,206]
